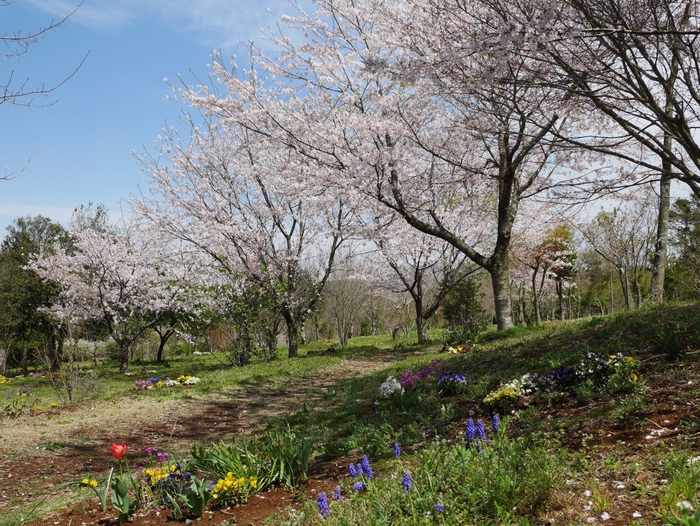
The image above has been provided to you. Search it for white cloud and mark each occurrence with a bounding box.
[0,203,75,226]
[26,0,303,48]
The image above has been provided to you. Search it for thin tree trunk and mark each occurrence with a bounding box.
[650,171,671,304]
[618,268,631,310]
[532,268,542,324]
[21,340,28,376]
[119,343,129,374]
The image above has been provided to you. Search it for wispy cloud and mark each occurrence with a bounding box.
[26,0,302,48]
[0,203,76,225]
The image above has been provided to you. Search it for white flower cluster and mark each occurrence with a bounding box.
[379,376,404,398]
[483,373,535,404]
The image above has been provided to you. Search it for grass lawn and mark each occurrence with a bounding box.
[2,303,700,525]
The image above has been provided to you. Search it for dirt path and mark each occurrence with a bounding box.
[0,356,397,525]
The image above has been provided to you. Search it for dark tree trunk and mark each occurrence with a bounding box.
[618,268,631,310]
[49,331,63,372]
[21,340,28,376]
[284,312,299,358]
[414,293,429,343]
[156,328,175,363]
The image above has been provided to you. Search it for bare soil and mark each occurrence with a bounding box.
[0,358,397,526]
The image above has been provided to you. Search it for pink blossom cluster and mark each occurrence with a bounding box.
[399,359,442,391]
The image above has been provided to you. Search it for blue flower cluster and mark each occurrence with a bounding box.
[466,416,499,445]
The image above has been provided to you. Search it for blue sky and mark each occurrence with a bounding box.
[0,0,296,235]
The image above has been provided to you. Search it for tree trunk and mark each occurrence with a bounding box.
[414,293,429,343]
[489,257,514,330]
[557,282,565,321]
[49,331,63,372]
[618,268,631,310]
[21,340,29,376]
[156,328,175,363]
[531,268,542,325]
[119,343,129,374]
[284,314,299,358]
[650,172,671,304]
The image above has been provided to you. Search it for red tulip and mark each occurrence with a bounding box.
[110,442,127,459]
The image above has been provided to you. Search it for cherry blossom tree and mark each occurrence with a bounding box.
[31,217,205,373]
[174,0,586,331]
[580,194,656,310]
[514,224,577,323]
[370,221,476,342]
[134,120,354,358]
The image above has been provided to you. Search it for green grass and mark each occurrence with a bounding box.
[6,303,700,525]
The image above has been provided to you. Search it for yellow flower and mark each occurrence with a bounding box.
[82,478,90,485]
[89,480,98,487]
[249,476,258,489]
[630,373,638,382]
[33,406,42,411]
[626,357,634,365]
[50,403,59,408]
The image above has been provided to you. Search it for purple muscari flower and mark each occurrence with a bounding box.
[317,492,330,518]
[349,463,358,478]
[435,503,445,513]
[333,486,342,500]
[394,442,401,459]
[402,471,412,493]
[466,418,476,442]
[353,481,366,491]
[476,419,487,440]
[492,414,500,433]
[361,455,374,480]
[356,463,364,476]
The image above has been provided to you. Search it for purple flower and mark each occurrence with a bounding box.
[349,463,358,478]
[466,418,476,442]
[476,419,487,440]
[317,492,330,518]
[333,486,342,500]
[356,463,364,476]
[149,377,161,384]
[394,442,401,459]
[435,503,445,513]
[145,447,156,455]
[361,455,374,480]
[402,471,412,493]
[492,414,500,433]
[353,481,366,491]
